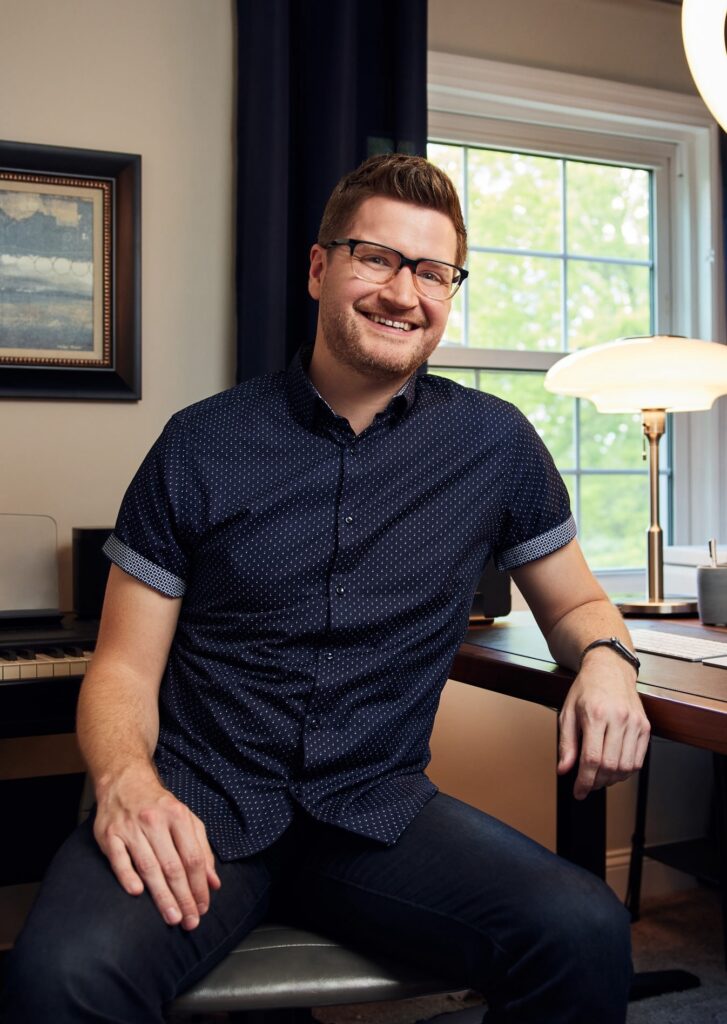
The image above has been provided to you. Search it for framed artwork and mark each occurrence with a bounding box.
[0,141,140,399]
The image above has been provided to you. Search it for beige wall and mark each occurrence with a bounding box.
[1,0,236,609]
[429,0,697,94]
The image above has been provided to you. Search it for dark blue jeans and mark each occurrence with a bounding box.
[2,793,632,1022]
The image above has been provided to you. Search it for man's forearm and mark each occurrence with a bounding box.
[76,662,161,790]
[75,567,220,928]
[77,657,221,929]
[76,564,180,792]
[511,541,650,798]
[543,597,635,673]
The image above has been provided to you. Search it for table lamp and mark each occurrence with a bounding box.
[682,0,727,134]
[544,335,727,616]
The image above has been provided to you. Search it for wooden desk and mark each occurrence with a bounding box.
[451,612,727,877]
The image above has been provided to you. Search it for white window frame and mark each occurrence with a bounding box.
[428,52,726,588]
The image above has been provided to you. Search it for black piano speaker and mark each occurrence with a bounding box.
[73,527,113,620]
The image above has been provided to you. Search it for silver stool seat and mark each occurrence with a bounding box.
[171,920,464,1020]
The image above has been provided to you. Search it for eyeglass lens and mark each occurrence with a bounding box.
[350,242,459,299]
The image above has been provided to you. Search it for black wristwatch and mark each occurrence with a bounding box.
[579,637,640,676]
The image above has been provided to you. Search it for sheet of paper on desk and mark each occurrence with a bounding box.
[702,656,727,669]
[0,513,59,615]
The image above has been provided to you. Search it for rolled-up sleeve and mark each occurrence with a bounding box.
[494,411,576,571]
[103,416,191,597]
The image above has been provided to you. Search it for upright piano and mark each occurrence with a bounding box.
[0,616,98,901]
[1,617,97,739]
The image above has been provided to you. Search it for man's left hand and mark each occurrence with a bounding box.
[557,647,651,800]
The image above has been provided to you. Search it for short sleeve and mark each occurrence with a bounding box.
[103,417,190,597]
[493,411,576,572]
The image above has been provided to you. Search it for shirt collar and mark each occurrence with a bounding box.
[286,347,418,433]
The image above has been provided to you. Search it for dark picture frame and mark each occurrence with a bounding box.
[0,141,140,399]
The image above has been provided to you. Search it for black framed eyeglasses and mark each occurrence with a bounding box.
[323,238,468,301]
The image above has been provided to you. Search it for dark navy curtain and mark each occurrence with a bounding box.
[235,0,428,381]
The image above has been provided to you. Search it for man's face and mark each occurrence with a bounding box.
[308,196,458,382]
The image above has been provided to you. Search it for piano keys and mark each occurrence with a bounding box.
[0,649,94,681]
[0,618,97,682]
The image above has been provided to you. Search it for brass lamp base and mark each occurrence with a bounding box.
[618,597,698,617]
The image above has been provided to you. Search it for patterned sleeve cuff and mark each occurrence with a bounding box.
[495,514,577,572]
[102,534,186,598]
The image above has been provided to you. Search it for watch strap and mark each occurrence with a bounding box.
[579,637,640,676]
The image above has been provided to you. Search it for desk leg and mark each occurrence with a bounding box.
[555,762,700,1001]
[556,766,606,878]
[714,752,727,971]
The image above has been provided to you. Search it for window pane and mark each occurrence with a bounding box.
[428,142,464,198]
[428,138,663,574]
[430,367,477,389]
[441,284,464,345]
[476,371,575,468]
[567,261,651,350]
[467,149,562,252]
[567,162,650,261]
[579,401,644,470]
[469,252,562,351]
[579,475,648,569]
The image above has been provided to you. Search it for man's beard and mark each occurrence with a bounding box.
[318,298,434,381]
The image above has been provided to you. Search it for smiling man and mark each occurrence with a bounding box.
[4,155,649,1024]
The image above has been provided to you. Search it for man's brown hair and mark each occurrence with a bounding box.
[318,153,467,266]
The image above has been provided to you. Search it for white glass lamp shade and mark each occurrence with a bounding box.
[682,0,727,133]
[544,335,727,412]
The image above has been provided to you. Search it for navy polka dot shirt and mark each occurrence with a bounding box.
[104,348,575,860]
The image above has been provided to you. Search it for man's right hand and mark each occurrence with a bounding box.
[93,767,221,930]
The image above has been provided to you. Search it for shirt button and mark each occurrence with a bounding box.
[325,652,333,660]
[344,515,353,524]
[309,718,319,729]
[335,584,345,595]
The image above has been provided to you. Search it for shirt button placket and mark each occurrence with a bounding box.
[329,442,355,629]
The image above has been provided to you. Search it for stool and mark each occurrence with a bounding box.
[68,778,464,1021]
[171,920,466,1023]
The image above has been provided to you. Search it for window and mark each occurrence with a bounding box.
[428,142,656,571]
[427,54,723,585]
